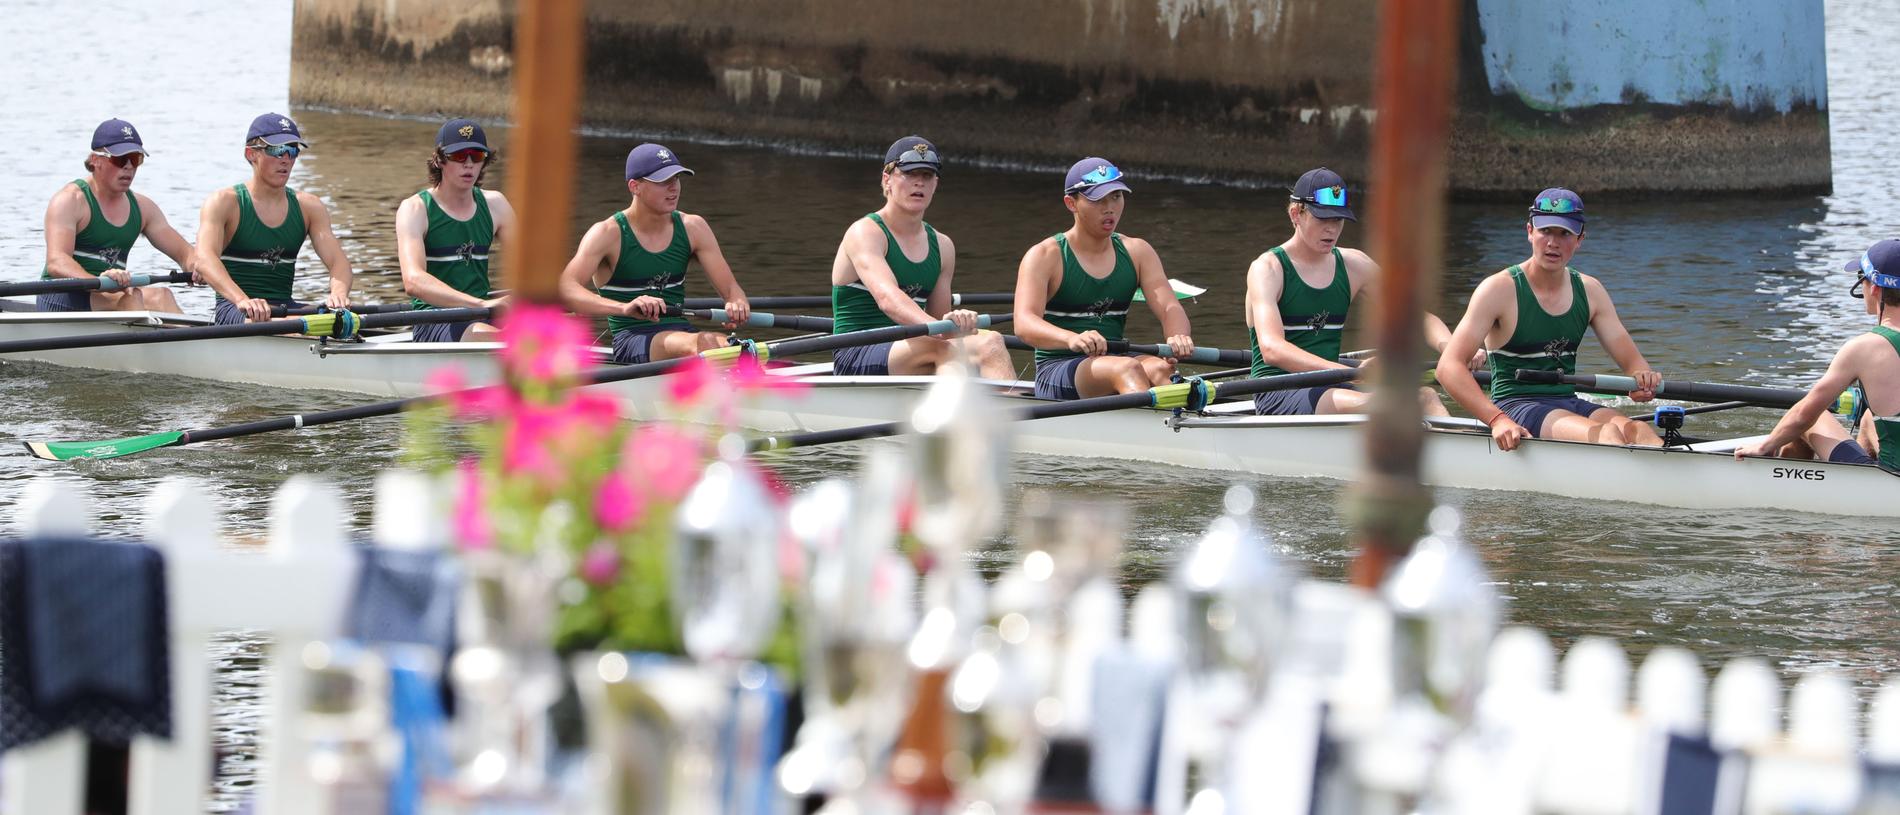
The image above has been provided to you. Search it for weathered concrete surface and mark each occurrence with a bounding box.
[289,0,1829,197]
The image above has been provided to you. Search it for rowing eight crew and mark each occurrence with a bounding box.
[35,120,1896,472]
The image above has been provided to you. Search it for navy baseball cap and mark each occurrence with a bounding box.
[436,118,490,153]
[90,118,146,156]
[625,143,694,182]
[246,113,307,147]
[884,136,942,175]
[1290,167,1356,221]
[1529,187,1586,234]
[1063,157,1130,201]
[1845,239,1900,291]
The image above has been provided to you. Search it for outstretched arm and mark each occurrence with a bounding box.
[842,219,937,326]
[192,190,271,319]
[299,193,353,310]
[43,186,101,282]
[1436,275,1528,450]
[1127,237,1192,358]
[1584,275,1660,400]
[1013,239,1101,353]
[138,195,198,280]
[560,221,653,318]
[1736,341,1863,459]
[684,214,748,325]
[396,196,486,308]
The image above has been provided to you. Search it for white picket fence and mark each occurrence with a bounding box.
[1,473,442,815]
[3,473,1898,814]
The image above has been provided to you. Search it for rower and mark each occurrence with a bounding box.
[827,136,1012,378]
[1733,239,1900,470]
[192,113,354,324]
[1013,157,1195,399]
[1436,188,1664,451]
[1244,167,1474,416]
[394,118,517,342]
[37,118,194,313]
[559,143,750,363]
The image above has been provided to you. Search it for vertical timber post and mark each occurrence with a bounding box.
[1348,0,1461,588]
[503,0,586,303]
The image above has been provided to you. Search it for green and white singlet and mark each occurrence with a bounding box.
[601,210,691,333]
[410,188,493,311]
[1488,265,1591,400]
[1036,233,1137,365]
[217,184,306,302]
[1249,247,1351,378]
[43,179,141,279]
[831,213,939,335]
[1865,325,1900,471]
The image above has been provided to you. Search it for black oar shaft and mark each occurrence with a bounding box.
[1512,370,1802,408]
[271,303,417,317]
[593,314,1013,386]
[181,396,435,444]
[0,307,491,354]
[0,270,191,298]
[681,292,1016,311]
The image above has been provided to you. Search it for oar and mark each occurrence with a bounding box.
[270,302,418,318]
[24,313,1011,462]
[680,279,1206,311]
[0,271,192,298]
[751,367,1358,452]
[683,308,1250,366]
[0,307,493,355]
[1511,370,1804,409]
[1638,401,1752,422]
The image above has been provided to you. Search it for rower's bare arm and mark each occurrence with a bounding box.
[842,220,935,325]
[684,214,748,322]
[558,221,632,317]
[395,196,482,308]
[192,189,253,305]
[1012,239,1077,350]
[1583,275,1660,396]
[300,193,353,307]
[137,195,197,279]
[1127,238,1191,356]
[1247,252,1340,372]
[483,191,517,306]
[1437,275,1509,420]
[43,186,91,280]
[1740,344,1863,458]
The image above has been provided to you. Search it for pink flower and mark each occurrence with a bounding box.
[666,355,714,406]
[580,542,621,587]
[500,304,594,383]
[453,459,493,551]
[624,424,704,502]
[594,470,647,532]
[566,392,621,432]
[731,355,810,395]
[501,405,563,482]
[425,365,466,394]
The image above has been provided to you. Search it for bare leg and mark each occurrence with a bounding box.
[1539,409,1631,445]
[92,287,183,314]
[462,321,502,342]
[646,329,726,361]
[1315,388,1373,415]
[1595,409,1662,446]
[1073,355,1167,398]
[1799,413,1856,461]
[885,335,953,375]
[951,331,1015,380]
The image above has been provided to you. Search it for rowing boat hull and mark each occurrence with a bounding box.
[4,307,1894,517]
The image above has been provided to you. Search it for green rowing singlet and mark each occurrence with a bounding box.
[832,213,939,335]
[43,179,141,279]
[1489,265,1590,400]
[601,211,691,332]
[410,188,493,311]
[1866,325,1900,472]
[217,184,306,302]
[1249,247,1351,378]
[1036,233,1137,364]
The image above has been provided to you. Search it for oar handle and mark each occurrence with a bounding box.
[676,308,836,333]
[0,270,192,297]
[270,302,416,318]
[680,292,1020,311]
[1511,369,1803,408]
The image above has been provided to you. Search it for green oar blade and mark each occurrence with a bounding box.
[25,431,186,462]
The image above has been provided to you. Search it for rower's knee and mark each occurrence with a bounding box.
[1595,423,1630,446]
[694,332,727,352]
[1139,356,1174,384]
[1417,386,1450,417]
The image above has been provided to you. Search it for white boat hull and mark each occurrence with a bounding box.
[3,307,1895,517]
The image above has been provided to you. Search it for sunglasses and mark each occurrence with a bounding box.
[1532,196,1581,214]
[1065,163,1124,195]
[1295,185,1349,207]
[91,150,145,169]
[444,149,488,164]
[250,143,302,159]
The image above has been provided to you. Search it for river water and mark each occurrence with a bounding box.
[0,0,1895,806]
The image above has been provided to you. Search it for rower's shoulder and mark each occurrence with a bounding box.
[45,181,87,211]
[291,188,329,210]
[1021,234,1062,264]
[479,187,514,213]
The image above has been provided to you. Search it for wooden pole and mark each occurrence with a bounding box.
[1347,0,1461,588]
[504,0,586,304]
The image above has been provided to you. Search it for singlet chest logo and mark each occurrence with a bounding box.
[257,246,289,268]
[96,247,125,267]
[456,241,481,262]
[1543,338,1573,358]
[1086,297,1120,316]
[1307,310,1333,331]
[900,283,928,298]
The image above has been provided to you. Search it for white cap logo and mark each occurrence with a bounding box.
[279,118,292,130]
[1096,164,1109,174]
[658,149,671,161]
[121,126,132,136]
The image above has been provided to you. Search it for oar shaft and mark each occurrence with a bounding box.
[0,307,493,354]
[1512,370,1803,408]
[181,395,434,444]
[0,270,192,297]
[680,292,1018,311]
[271,303,416,317]
[683,309,836,333]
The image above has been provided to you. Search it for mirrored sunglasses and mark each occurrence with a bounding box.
[1297,185,1348,207]
[1532,196,1581,214]
[92,150,145,169]
[445,149,489,164]
[1065,163,1123,194]
[252,143,302,159]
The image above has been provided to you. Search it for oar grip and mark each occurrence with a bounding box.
[1591,374,1640,392]
[97,275,125,292]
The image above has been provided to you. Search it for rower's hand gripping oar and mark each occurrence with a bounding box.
[22,313,1011,462]
[1511,369,1809,409]
[0,270,193,298]
[751,366,1359,452]
[0,307,494,355]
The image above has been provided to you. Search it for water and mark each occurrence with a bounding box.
[1,0,1897,804]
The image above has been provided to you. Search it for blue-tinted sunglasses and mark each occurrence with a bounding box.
[251,142,302,159]
[1532,196,1580,215]
[1294,185,1349,207]
[1066,164,1123,194]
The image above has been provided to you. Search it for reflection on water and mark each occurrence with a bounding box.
[1,0,1898,807]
